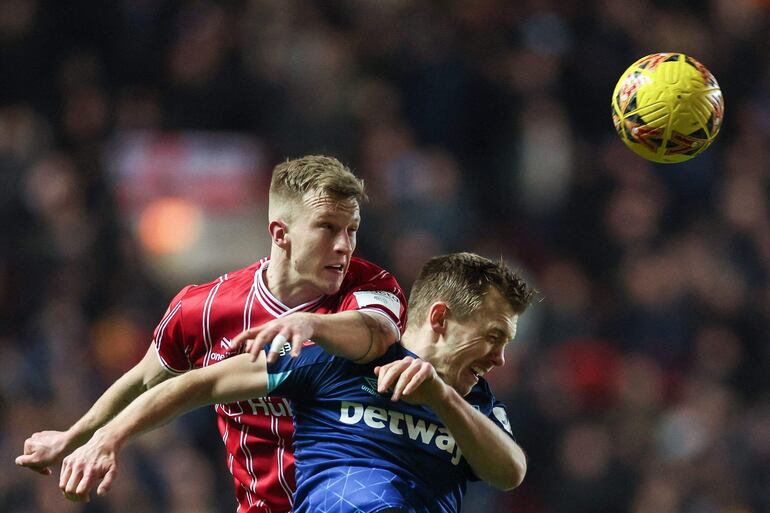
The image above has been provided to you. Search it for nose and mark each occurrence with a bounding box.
[334,231,354,254]
[489,345,506,367]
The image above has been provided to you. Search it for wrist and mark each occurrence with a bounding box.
[304,313,321,335]
[425,380,456,412]
[92,426,126,451]
[65,425,92,448]
[291,312,318,341]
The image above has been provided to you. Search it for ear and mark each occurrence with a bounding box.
[268,220,289,249]
[428,302,449,335]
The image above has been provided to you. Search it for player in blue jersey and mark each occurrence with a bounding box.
[60,253,534,513]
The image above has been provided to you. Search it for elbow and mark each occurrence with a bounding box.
[368,329,397,361]
[375,315,400,351]
[355,312,399,363]
[376,326,398,352]
[368,312,398,343]
[492,451,527,491]
[503,459,527,490]
[383,319,400,346]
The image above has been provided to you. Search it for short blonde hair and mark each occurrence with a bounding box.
[268,155,365,220]
[407,253,535,324]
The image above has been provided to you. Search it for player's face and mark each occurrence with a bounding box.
[286,193,360,296]
[433,288,518,396]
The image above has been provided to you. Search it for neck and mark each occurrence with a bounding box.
[265,247,321,308]
[399,326,435,362]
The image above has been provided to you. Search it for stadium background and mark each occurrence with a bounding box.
[2,1,768,512]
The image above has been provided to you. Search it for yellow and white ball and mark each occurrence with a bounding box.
[611,53,724,164]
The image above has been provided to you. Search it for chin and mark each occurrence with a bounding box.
[452,381,474,397]
[319,280,344,296]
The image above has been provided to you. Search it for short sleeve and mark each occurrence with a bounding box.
[153,285,195,374]
[266,344,337,398]
[488,400,516,440]
[338,272,407,336]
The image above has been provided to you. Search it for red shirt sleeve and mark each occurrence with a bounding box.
[338,268,407,336]
[152,285,195,374]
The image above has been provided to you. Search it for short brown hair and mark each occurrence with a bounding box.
[407,253,535,323]
[269,155,366,209]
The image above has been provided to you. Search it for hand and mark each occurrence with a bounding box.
[58,433,120,502]
[374,357,447,406]
[15,430,75,475]
[230,313,316,364]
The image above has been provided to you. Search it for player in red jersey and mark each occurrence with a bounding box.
[16,155,407,513]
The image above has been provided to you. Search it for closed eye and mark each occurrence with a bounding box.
[489,329,510,345]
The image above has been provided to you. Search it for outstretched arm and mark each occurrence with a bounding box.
[16,344,173,475]
[58,352,269,501]
[375,357,527,490]
[233,310,398,364]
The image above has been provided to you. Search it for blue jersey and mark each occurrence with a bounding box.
[266,344,516,513]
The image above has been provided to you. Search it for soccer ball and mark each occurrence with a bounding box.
[611,53,724,164]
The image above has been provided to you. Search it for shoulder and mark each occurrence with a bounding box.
[271,342,337,370]
[279,343,405,377]
[471,379,515,436]
[339,257,402,297]
[366,344,410,368]
[219,258,266,283]
[332,258,407,330]
[465,378,498,410]
[267,343,344,392]
[175,260,265,302]
[346,257,394,281]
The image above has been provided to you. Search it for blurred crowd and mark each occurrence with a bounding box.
[1,1,769,512]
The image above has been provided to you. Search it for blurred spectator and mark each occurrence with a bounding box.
[3,1,769,513]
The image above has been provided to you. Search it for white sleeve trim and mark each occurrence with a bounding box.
[153,341,189,375]
[357,307,401,338]
[352,290,401,318]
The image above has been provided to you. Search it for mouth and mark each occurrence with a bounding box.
[324,264,345,274]
[469,366,487,381]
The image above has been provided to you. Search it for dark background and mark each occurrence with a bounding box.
[2,1,768,512]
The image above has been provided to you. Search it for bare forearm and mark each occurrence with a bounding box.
[95,353,268,449]
[311,311,398,363]
[95,374,210,449]
[429,388,526,490]
[66,373,148,445]
[57,375,223,501]
[67,346,171,444]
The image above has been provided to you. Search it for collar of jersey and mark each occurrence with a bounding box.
[254,259,326,318]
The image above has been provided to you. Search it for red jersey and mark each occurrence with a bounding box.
[152,257,406,513]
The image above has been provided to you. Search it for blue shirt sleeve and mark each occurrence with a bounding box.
[265,343,336,398]
[489,399,516,440]
[472,380,516,441]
